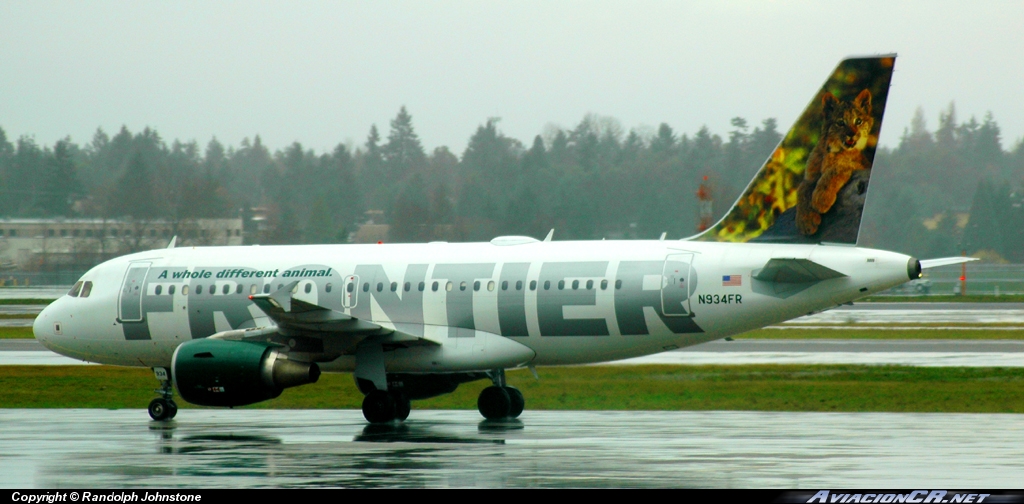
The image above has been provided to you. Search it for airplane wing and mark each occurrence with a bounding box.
[206,281,442,359]
[920,257,979,269]
[247,281,382,334]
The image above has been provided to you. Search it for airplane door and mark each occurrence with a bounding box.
[661,253,695,316]
[118,261,151,322]
[343,275,359,309]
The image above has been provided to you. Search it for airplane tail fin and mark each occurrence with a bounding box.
[691,55,896,245]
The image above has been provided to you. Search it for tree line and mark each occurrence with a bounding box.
[2,103,1024,261]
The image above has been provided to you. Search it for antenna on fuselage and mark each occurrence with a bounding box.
[543,229,554,242]
[659,232,667,241]
[167,236,177,249]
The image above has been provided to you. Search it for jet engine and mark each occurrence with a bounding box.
[172,339,320,407]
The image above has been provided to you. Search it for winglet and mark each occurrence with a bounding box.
[167,236,177,249]
[265,280,300,312]
[543,229,554,242]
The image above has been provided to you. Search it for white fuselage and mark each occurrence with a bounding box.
[33,239,913,371]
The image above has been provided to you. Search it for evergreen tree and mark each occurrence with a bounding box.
[112,152,158,219]
[40,139,83,216]
[382,107,427,182]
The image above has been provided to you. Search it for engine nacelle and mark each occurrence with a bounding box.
[172,339,320,407]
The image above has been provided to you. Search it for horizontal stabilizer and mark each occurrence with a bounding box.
[753,258,846,284]
[920,257,980,269]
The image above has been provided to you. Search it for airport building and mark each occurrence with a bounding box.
[0,218,243,276]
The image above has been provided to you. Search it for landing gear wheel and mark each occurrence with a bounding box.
[392,392,411,421]
[148,398,174,421]
[166,400,178,419]
[504,387,524,418]
[362,390,397,424]
[478,385,511,419]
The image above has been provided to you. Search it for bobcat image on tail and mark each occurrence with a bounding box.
[796,89,874,236]
[693,55,893,245]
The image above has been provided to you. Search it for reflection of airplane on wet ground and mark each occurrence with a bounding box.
[32,54,975,424]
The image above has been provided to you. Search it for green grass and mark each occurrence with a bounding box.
[2,364,1023,413]
[861,294,1024,302]
[736,328,1024,339]
[0,327,33,339]
[0,299,54,305]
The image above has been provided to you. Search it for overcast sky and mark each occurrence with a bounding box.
[1,1,1022,157]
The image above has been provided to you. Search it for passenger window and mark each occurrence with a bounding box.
[558,280,564,290]
[461,281,468,291]
[572,280,579,290]
[586,280,593,290]
[516,280,523,291]
[236,284,243,294]
[391,282,397,292]
[544,281,550,290]
[530,280,537,291]
[182,285,189,295]
[501,281,508,291]
[169,285,176,295]
[446,282,453,292]
[418,282,425,291]
[376,282,383,292]
[325,283,332,293]
[432,281,439,292]
[305,283,312,294]
[68,281,83,297]
[487,281,495,292]
[251,284,258,295]
[196,285,203,295]
[155,285,163,295]
[346,283,354,293]
[81,281,93,298]
[601,279,608,290]
[404,282,410,292]
[615,280,622,289]
[362,283,369,292]
[223,284,230,295]
[473,281,479,291]
[264,284,271,294]
[291,284,299,294]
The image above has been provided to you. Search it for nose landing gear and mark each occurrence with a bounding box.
[148,367,178,421]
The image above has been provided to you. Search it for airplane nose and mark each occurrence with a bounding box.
[33,299,60,347]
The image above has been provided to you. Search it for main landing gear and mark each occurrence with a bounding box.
[477,369,524,420]
[148,367,178,421]
[361,390,412,424]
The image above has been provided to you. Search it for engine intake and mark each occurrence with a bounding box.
[172,339,320,407]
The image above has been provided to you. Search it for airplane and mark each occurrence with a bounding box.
[32,54,975,424]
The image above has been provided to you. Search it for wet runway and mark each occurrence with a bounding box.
[1,409,1021,488]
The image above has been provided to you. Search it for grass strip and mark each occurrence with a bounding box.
[0,327,34,339]
[2,364,1022,413]
[735,328,1024,339]
[861,295,1024,303]
[0,299,54,305]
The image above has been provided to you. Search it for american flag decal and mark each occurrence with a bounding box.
[722,275,742,287]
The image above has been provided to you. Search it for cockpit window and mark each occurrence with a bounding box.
[80,281,93,298]
[68,281,83,297]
